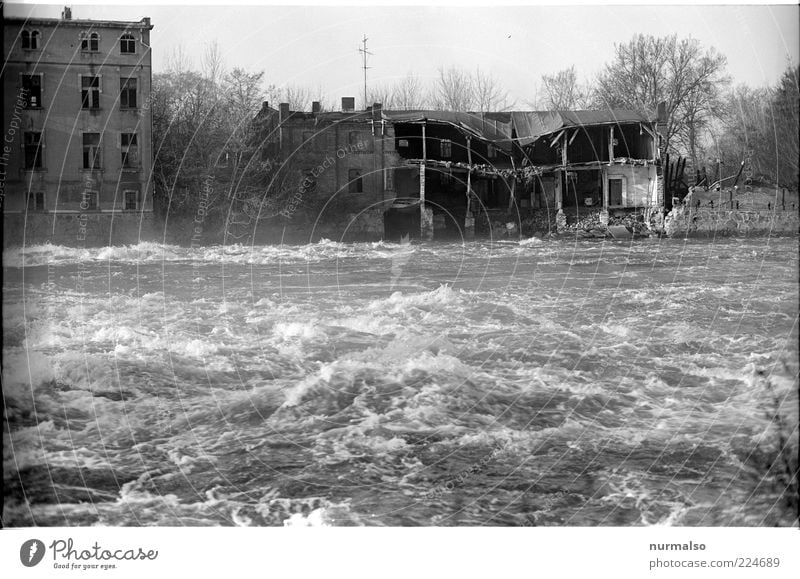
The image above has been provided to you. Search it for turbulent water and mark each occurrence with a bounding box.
[3,236,798,527]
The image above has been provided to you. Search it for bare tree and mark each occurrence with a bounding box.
[595,34,728,156]
[201,40,225,85]
[541,66,593,110]
[473,67,513,112]
[394,73,427,109]
[166,45,192,74]
[431,65,475,111]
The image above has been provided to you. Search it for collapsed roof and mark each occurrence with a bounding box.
[381,109,655,149]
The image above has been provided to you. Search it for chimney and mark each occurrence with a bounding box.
[279,102,290,121]
[372,102,382,121]
[656,101,666,123]
[312,101,321,114]
[262,101,270,111]
[62,6,72,19]
[341,97,355,113]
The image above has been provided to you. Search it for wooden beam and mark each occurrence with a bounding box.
[549,130,565,148]
[608,125,615,162]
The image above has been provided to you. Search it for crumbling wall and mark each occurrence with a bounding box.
[665,206,798,237]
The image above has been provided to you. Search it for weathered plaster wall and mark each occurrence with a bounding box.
[604,165,656,207]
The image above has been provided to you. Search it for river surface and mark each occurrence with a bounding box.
[3,236,798,526]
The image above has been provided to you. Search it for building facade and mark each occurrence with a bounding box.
[2,7,153,243]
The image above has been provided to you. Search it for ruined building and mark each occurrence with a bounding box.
[2,7,154,244]
[254,99,662,241]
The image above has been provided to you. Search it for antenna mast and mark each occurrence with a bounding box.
[358,35,372,109]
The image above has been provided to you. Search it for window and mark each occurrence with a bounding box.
[124,190,138,210]
[487,144,497,159]
[83,133,102,169]
[348,169,363,193]
[82,190,99,210]
[121,133,139,168]
[27,192,45,211]
[398,139,409,148]
[384,167,394,191]
[22,30,40,50]
[440,139,452,158]
[81,31,99,52]
[24,132,43,169]
[348,131,360,145]
[81,76,101,109]
[21,74,42,109]
[120,33,136,54]
[120,77,137,109]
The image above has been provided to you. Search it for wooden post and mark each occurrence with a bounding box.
[466,136,472,214]
[420,122,433,240]
[420,121,426,215]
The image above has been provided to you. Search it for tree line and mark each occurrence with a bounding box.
[151,34,799,218]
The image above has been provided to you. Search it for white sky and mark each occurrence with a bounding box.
[6,2,799,108]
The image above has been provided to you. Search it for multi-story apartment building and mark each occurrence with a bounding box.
[2,6,153,244]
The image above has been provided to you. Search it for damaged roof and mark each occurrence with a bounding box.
[511,110,654,146]
[381,109,654,149]
[382,110,514,150]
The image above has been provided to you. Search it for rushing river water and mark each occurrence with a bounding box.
[3,236,798,527]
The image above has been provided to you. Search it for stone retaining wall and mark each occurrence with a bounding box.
[664,206,798,237]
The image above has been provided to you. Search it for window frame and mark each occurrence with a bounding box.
[81,31,100,52]
[120,32,136,54]
[23,131,44,170]
[82,132,102,170]
[27,191,46,211]
[81,74,102,110]
[22,30,41,50]
[120,132,139,168]
[440,139,452,158]
[123,190,138,211]
[82,190,99,211]
[21,73,43,109]
[119,76,138,109]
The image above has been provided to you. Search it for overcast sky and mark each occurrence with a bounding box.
[6,2,799,109]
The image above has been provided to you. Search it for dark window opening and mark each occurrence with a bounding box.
[24,132,43,169]
[348,169,363,193]
[83,190,99,210]
[81,32,99,52]
[121,133,139,167]
[124,190,138,210]
[440,139,452,158]
[120,33,136,54]
[487,144,497,159]
[22,30,40,50]
[81,76,100,109]
[120,77,137,109]
[28,192,45,211]
[22,75,42,108]
[83,133,101,169]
